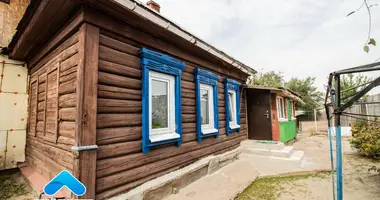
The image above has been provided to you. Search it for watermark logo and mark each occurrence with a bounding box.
[43,170,86,197]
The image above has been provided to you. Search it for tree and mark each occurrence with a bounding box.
[247,70,284,87]
[340,73,372,104]
[285,77,324,113]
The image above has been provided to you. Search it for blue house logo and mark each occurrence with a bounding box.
[44,170,86,196]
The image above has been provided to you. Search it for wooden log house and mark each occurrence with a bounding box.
[7,0,256,199]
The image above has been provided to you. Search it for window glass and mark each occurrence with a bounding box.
[228,92,235,122]
[200,89,209,125]
[151,79,168,129]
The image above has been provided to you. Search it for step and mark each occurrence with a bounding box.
[240,140,285,151]
[242,146,295,158]
[289,150,304,161]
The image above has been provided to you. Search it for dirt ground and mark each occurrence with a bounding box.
[280,154,380,200]
[0,170,35,200]
[237,132,380,200]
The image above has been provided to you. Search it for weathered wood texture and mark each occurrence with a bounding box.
[95,23,248,199]
[73,23,99,199]
[25,32,79,182]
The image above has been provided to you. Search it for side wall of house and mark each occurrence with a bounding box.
[271,93,280,141]
[92,14,248,199]
[26,31,79,181]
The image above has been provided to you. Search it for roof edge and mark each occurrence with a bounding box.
[115,0,256,76]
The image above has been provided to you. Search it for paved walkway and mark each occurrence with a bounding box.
[164,134,353,200]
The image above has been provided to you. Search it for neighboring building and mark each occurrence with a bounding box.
[0,0,29,170]
[7,0,255,199]
[246,86,303,143]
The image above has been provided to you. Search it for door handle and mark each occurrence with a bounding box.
[264,113,269,119]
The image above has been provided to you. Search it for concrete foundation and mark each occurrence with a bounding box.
[109,148,241,200]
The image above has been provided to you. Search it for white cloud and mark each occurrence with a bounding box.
[143,0,380,92]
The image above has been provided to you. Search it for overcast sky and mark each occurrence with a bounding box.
[143,0,380,94]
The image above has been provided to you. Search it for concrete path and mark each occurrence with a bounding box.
[164,134,354,200]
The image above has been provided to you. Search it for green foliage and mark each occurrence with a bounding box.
[363,45,370,53]
[350,121,380,160]
[369,38,376,46]
[247,71,284,87]
[340,74,372,104]
[285,77,323,113]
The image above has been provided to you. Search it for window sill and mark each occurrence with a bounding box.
[150,132,180,143]
[202,128,218,135]
[230,123,240,130]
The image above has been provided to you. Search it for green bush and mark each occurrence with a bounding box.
[350,121,380,160]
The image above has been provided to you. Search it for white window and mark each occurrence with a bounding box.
[277,97,286,120]
[149,71,179,142]
[200,84,217,134]
[228,90,240,129]
[290,100,295,119]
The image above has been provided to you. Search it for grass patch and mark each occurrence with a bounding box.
[235,172,330,200]
[0,174,28,200]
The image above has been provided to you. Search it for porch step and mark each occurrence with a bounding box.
[289,150,305,161]
[242,146,294,158]
[240,140,285,151]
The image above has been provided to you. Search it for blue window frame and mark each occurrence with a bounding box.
[139,48,185,153]
[194,68,219,142]
[224,78,241,136]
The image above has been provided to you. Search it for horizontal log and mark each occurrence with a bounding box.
[60,53,78,72]
[182,98,195,106]
[97,113,141,128]
[59,107,76,121]
[181,88,195,99]
[27,137,74,169]
[60,64,77,77]
[36,122,44,132]
[57,136,75,145]
[96,134,244,192]
[98,71,141,90]
[38,83,46,93]
[38,74,46,84]
[59,93,76,108]
[59,71,76,84]
[98,141,141,159]
[37,111,44,121]
[182,80,194,90]
[59,80,76,95]
[99,34,140,58]
[97,98,141,108]
[38,92,45,101]
[59,122,75,138]
[97,126,142,145]
[182,114,195,123]
[96,132,243,178]
[182,133,196,143]
[99,45,140,68]
[99,59,141,79]
[98,84,141,95]
[97,107,142,114]
[182,72,194,82]
[26,148,68,177]
[98,90,141,101]
[182,106,195,114]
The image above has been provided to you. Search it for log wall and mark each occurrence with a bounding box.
[26,32,78,181]
[95,25,249,199]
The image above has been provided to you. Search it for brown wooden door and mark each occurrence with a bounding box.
[247,89,272,140]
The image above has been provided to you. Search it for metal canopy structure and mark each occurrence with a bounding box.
[324,61,380,200]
